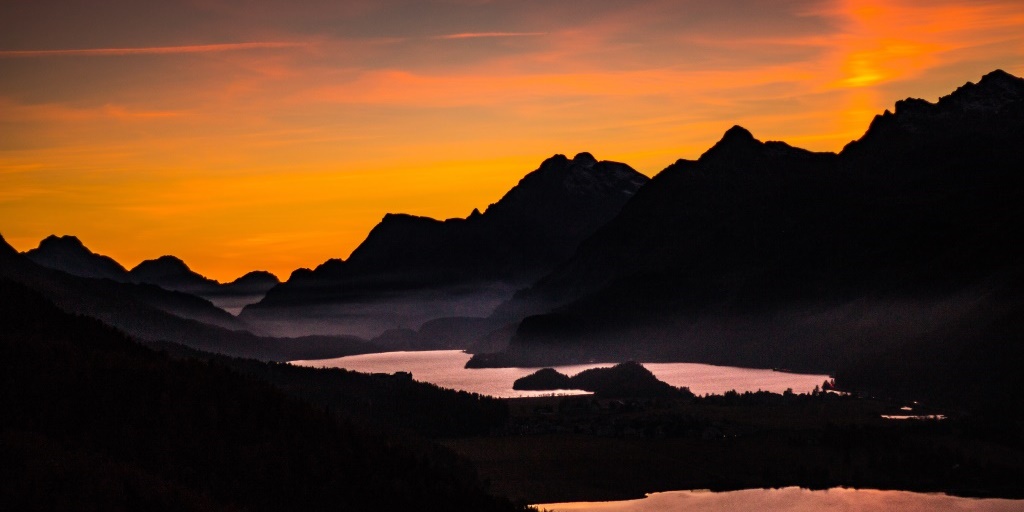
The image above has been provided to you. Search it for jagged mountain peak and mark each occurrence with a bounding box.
[843,69,1024,156]
[333,151,646,283]
[980,68,1018,82]
[697,125,818,167]
[246,152,651,333]
[487,152,647,212]
[483,69,1024,374]
[944,68,1024,107]
[890,69,1024,117]
[698,125,762,162]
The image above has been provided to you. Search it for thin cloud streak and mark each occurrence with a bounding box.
[0,41,308,58]
[435,32,546,40]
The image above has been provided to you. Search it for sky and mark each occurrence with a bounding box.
[2,0,1023,282]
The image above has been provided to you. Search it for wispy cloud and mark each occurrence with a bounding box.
[0,41,308,58]
[434,32,546,40]
[0,98,186,122]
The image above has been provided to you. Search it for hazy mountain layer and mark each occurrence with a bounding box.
[23,234,279,313]
[242,153,649,338]
[3,235,373,361]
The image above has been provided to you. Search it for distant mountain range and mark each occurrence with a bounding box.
[2,234,373,361]
[6,151,652,353]
[240,152,649,339]
[24,234,279,313]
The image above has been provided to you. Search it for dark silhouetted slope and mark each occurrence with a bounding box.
[202,270,281,314]
[158,345,511,440]
[130,255,222,295]
[0,234,17,257]
[12,236,246,331]
[343,152,647,284]
[130,257,280,300]
[25,234,130,281]
[221,270,279,295]
[0,279,524,512]
[477,70,1024,414]
[242,153,648,338]
[22,235,281,313]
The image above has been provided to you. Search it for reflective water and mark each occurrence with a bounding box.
[536,487,1023,511]
[291,350,830,398]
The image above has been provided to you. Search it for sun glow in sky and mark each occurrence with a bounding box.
[2,0,1023,281]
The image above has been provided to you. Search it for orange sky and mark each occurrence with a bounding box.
[2,0,1024,282]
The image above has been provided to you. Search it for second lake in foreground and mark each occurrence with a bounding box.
[537,487,1023,512]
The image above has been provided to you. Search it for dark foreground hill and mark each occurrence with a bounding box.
[474,70,1024,415]
[0,279,525,512]
[242,153,648,339]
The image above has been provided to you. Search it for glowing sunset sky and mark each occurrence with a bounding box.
[2,0,1023,281]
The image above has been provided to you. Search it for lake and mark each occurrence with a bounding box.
[291,350,830,398]
[536,487,1023,511]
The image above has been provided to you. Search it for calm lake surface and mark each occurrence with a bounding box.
[291,350,830,398]
[536,487,1024,512]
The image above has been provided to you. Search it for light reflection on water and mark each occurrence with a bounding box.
[536,487,1023,512]
[881,414,947,421]
[291,350,830,398]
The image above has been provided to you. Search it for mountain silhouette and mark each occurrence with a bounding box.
[221,270,280,295]
[0,234,19,257]
[129,255,222,294]
[1,233,372,361]
[472,70,1024,412]
[242,153,648,338]
[25,235,130,281]
[23,236,280,313]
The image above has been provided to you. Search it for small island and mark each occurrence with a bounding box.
[513,362,694,399]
